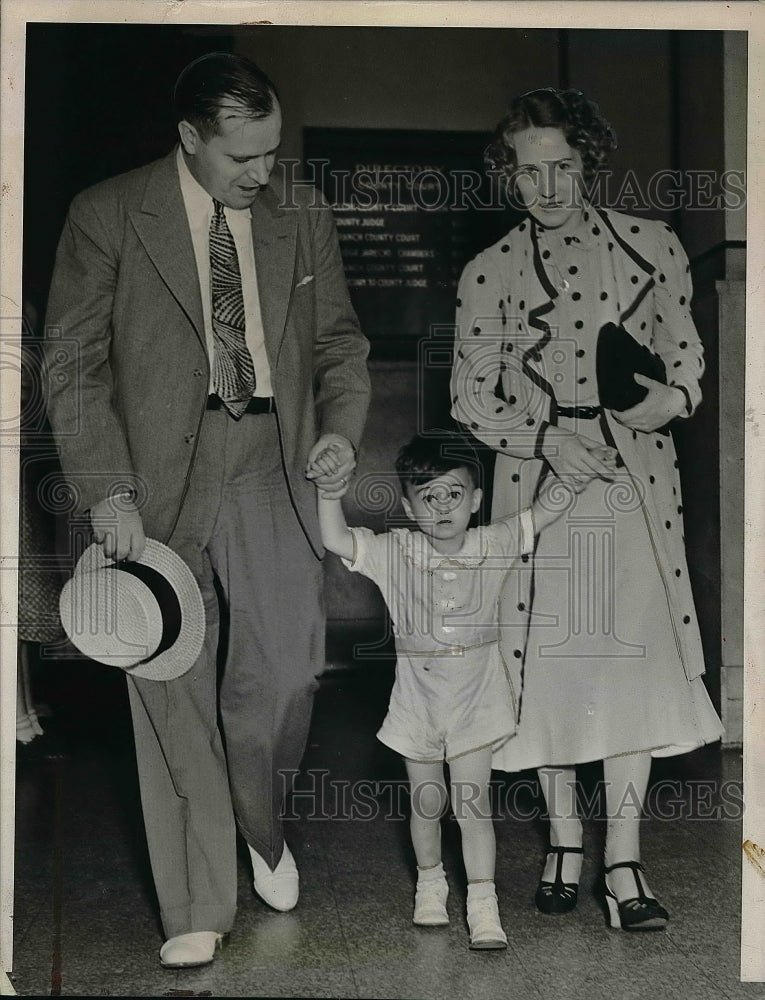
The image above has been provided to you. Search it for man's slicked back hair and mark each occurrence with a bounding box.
[173,51,279,139]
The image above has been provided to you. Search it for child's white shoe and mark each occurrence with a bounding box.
[467,887,507,950]
[413,865,449,926]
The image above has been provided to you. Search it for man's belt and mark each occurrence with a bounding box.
[206,394,276,415]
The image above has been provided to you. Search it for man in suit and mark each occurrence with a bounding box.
[44,52,371,968]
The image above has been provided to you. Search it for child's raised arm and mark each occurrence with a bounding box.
[308,442,355,560]
[531,444,619,534]
[317,493,354,561]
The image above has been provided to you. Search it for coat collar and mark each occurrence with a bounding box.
[502,206,659,426]
[130,151,205,347]
[129,150,298,359]
[512,206,658,345]
[249,178,297,365]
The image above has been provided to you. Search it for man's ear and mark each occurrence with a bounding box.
[470,487,483,514]
[401,495,416,522]
[178,119,200,155]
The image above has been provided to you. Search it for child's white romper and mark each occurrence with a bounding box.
[342,510,535,762]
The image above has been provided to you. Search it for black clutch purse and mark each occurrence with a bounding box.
[595,322,667,412]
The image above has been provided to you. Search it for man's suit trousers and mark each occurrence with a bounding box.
[126,408,324,937]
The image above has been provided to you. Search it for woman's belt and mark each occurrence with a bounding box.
[397,638,497,656]
[556,404,603,420]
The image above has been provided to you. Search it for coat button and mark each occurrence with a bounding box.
[192,369,204,378]
[184,433,195,444]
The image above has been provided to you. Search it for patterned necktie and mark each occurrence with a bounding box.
[210,199,256,418]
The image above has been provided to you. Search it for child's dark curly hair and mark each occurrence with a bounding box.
[485,87,617,184]
[395,429,481,492]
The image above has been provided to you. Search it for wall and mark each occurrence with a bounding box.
[566,29,674,224]
[235,26,560,165]
[718,33,747,744]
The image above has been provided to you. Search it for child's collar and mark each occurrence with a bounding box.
[396,525,490,569]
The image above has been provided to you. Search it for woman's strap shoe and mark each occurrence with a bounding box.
[535,846,584,915]
[159,931,225,968]
[602,861,669,931]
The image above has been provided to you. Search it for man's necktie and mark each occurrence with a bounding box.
[210,199,256,418]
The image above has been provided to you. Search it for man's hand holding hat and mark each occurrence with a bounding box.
[90,492,147,562]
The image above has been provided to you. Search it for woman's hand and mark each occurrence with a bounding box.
[611,374,686,432]
[544,428,619,490]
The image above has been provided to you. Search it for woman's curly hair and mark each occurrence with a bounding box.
[485,87,617,184]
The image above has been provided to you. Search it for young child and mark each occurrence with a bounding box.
[309,429,614,950]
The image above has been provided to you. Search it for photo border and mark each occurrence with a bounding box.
[1,0,763,987]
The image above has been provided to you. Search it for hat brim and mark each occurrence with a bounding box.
[61,538,205,682]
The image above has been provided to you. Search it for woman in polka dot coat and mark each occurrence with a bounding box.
[450,88,723,931]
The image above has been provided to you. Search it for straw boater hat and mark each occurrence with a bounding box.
[59,539,205,681]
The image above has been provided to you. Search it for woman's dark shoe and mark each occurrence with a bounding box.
[602,861,669,931]
[535,846,584,915]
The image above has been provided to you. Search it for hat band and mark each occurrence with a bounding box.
[110,561,183,664]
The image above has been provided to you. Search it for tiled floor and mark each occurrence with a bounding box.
[9,630,765,999]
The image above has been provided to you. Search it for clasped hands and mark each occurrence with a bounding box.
[305,433,356,498]
[546,375,685,490]
[545,431,619,492]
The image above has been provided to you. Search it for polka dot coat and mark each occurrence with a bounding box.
[450,208,709,688]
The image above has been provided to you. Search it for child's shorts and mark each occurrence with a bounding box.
[376,641,517,763]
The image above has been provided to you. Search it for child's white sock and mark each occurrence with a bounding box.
[417,861,446,884]
[467,879,496,901]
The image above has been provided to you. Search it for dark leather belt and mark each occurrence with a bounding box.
[206,394,276,415]
[556,404,602,420]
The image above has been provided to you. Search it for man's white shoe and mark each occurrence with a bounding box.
[159,931,223,968]
[249,843,299,911]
